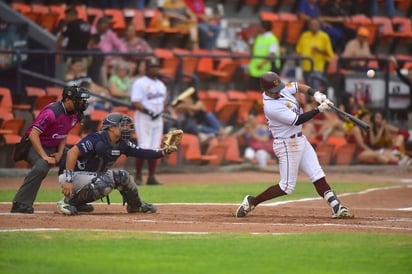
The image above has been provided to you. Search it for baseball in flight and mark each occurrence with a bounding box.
[367,69,375,78]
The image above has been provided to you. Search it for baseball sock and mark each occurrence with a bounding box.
[135,158,144,177]
[253,184,286,206]
[313,177,331,197]
[148,159,157,177]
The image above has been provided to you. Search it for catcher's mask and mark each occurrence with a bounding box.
[102,113,134,140]
[62,85,90,113]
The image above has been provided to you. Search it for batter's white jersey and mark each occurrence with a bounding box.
[263,81,303,138]
[130,75,167,149]
[263,81,325,194]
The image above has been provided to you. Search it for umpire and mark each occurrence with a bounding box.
[11,86,89,213]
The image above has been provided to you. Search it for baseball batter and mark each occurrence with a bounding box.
[57,113,176,216]
[236,71,353,219]
[131,57,167,185]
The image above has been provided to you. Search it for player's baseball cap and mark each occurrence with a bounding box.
[260,71,285,93]
[146,56,161,67]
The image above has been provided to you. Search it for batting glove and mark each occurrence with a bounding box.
[313,91,327,104]
[324,99,334,106]
[317,102,330,112]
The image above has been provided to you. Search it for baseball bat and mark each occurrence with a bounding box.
[170,86,195,106]
[328,104,370,131]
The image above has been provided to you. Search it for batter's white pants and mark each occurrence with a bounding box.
[273,135,325,194]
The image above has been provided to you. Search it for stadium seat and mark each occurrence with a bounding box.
[0,87,31,112]
[227,90,255,124]
[180,133,218,164]
[25,86,47,97]
[123,8,146,33]
[316,143,335,165]
[334,143,356,165]
[0,118,25,144]
[87,7,104,28]
[104,8,126,31]
[32,95,58,117]
[278,12,305,46]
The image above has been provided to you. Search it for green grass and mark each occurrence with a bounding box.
[0,182,395,204]
[0,231,411,274]
[1,179,410,274]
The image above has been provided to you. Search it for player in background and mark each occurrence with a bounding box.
[11,86,89,213]
[57,113,177,216]
[236,72,353,219]
[131,57,167,185]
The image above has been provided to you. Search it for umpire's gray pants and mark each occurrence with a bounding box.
[12,146,57,207]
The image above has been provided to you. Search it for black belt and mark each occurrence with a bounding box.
[275,132,302,139]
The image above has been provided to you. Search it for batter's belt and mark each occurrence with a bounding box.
[274,132,303,139]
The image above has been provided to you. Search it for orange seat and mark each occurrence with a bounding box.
[335,143,356,165]
[205,143,228,166]
[278,13,305,46]
[25,86,47,97]
[316,143,335,165]
[87,7,104,28]
[104,8,126,31]
[0,87,31,112]
[212,136,244,163]
[11,3,31,14]
[75,5,89,23]
[123,8,146,33]
[46,86,63,101]
[89,109,110,129]
[227,90,254,124]
[199,97,218,113]
[32,95,58,118]
[0,118,25,144]
[180,134,218,164]
[325,135,347,156]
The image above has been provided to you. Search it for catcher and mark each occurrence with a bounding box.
[57,112,183,215]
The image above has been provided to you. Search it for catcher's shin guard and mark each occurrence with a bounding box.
[69,173,115,206]
[113,170,142,208]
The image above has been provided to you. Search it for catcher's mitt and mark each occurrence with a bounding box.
[162,129,184,155]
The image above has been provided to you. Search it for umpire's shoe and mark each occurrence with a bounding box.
[146,176,162,186]
[127,201,157,213]
[11,201,34,214]
[236,195,255,217]
[135,174,143,186]
[57,198,78,216]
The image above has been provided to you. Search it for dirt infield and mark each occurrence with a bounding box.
[1,171,412,235]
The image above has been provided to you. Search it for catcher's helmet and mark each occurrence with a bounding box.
[62,85,90,112]
[260,72,285,93]
[101,113,134,140]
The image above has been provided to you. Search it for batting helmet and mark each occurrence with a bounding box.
[62,85,90,112]
[101,113,134,140]
[260,72,285,93]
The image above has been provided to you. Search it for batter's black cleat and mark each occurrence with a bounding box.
[135,174,143,186]
[76,204,94,213]
[236,195,255,217]
[11,201,34,214]
[146,176,162,186]
[127,201,157,213]
[332,205,354,219]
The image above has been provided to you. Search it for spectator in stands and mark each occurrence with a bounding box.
[338,91,363,133]
[55,6,90,68]
[92,16,128,86]
[296,17,334,89]
[171,90,231,143]
[297,0,343,51]
[108,59,132,101]
[184,0,223,50]
[347,110,403,165]
[65,57,112,113]
[247,20,282,90]
[341,27,373,71]
[232,114,274,168]
[159,0,199,49]
[86,34,105,86]
[369,110,410,159]
[354,0,396,18]
[319,0,356,52]
[122,23,153,61]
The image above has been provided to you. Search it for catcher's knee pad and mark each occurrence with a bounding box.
[69,173,115,205]
[112,170,135,191]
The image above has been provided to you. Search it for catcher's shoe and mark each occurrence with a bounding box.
[146,176,162,186]
[76,204,94,213]
[135,174,143,186]
[332,205,353,219]
[127,201,157,213]
[236,195,255,218]
[11,201,34,214]
[57,199,78,216]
